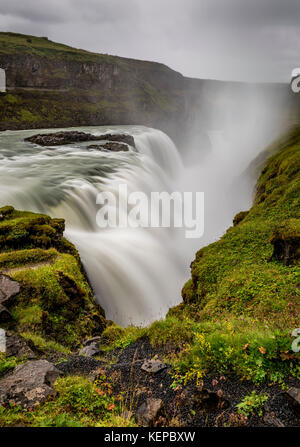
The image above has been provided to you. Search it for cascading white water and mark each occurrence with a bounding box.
[0,103,283,327]
[0,126,187,326]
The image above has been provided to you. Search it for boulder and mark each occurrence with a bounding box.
[0,360,61,409]
[0,274,20,307]
[141,359,167,374]
[5,332,36,359]
[136,398,164,427]
[25,131,135,148]
[79,342,100,357]
[285,387,300,415]
[83,336,102,347]
[79,335,103,357]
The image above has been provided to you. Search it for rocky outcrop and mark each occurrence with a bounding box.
[0,206,107,348]
[0,33,298,148]
[0,304,11,323]
[0,33,185,142]
[4,331,36,360]
[78,336,104,357]
[270,219,300,265]
[0,273,18,322]
[136,398,164,427]
[25,131,135,148]
[0,360,61,408]
[0,274,20,307]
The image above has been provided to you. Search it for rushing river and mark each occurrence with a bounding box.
[0,125,257,326]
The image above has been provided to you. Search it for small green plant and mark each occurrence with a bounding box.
[54,376,117,417]
[0,355,18,376]
[237,391,269,417]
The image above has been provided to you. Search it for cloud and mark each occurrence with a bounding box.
[0,0,71,23]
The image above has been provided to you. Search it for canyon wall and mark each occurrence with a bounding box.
[0,32,299,146]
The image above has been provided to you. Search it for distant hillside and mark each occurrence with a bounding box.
[0,32,299,145]
[0,32,185,140]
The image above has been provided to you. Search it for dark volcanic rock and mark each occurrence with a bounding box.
[0,304,11,323]
[136,398,164,427]
[88,142,129,152]
[25,131,135,148]
[0,360,61,409]
[55,355,104,376]
[0,274,20,307]
[5,332,36,360]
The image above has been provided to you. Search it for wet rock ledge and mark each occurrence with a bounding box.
[25,130,136,150]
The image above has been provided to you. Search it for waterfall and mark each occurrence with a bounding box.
[0,122,268,326]
[0,126,186,326]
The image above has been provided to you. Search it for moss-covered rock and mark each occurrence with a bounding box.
[0,207,106,350]
[270,218,300,265]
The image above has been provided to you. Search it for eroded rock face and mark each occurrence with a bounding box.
[0,274,20,307]
[270,219,300,265]
[25,131,135,148]
[0,360,61,408]
[0,304,11,323]
[5,332,36,360]
[136,398,164,427]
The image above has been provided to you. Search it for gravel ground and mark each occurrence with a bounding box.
[55,337,300,427]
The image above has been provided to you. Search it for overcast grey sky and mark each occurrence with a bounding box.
[0,0,300,82]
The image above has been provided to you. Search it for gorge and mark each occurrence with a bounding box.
[0,32,299,429]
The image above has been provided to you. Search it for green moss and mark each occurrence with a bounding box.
[0,248,57,270]
[12,304,43,325]
[20,333,70,355]
[0,32,118,64]
[182,126,300,322]
[0,376,136,427]
[3,94,19,104]
[20,109,40,123]
[0,208,65,251]
[0,207,106,349]
[0,354,18,376]
[233,210,249,226]
[164,127,300,383]
[148,316,193,349]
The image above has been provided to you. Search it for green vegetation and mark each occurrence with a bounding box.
[0,32,118,64]
[0,125,299,427]
[168,126,300,383]
[237,391,269,417]
[101,126,300,385]
[0,376,136,427]
[0,206,106,349]
[0,354,18,376]
[0,32,182,131]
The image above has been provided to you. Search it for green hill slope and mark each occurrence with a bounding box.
[104,126,300,384]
